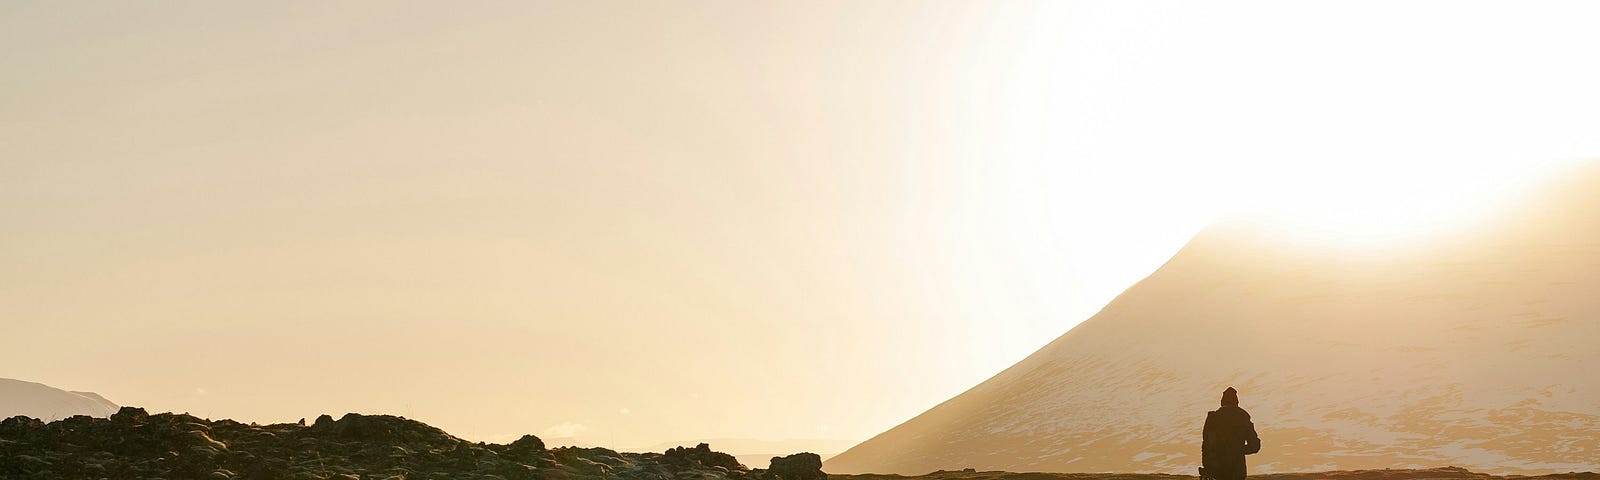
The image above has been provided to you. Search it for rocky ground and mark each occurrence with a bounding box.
[2,409,1591,480]
[833,467,1599,480]
[0,407,827,480]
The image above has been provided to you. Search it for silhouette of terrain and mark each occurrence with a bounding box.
[633,439,852,472]
[833,467,1597,480]
[0,407,828,480]
[827,163,1600,475]
[4,409,1589,480]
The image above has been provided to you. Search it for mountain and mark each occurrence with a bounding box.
[825,164,1600,475]
[0,378,119,421]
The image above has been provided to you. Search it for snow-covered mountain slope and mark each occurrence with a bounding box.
[1,378,119,421]
[826,165,1600,475]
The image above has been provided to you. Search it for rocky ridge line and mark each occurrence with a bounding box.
[0,406,828,480]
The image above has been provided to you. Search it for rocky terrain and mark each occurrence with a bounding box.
[3,409,1588,480]
[0,407,828,480]
[834,467,1598,480]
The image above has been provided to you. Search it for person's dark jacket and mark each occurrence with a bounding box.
[1201,405,1260,480]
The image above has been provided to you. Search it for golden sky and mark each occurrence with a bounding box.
[4,1,1600,448]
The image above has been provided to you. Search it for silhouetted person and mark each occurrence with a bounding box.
[1201,386,1260,480]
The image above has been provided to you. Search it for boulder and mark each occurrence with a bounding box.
[508,434,547,454]
[663,443,743,471]
[111,406,149,423]
[767,453,825,480]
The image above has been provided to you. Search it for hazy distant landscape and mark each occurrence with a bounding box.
[0,378,119,423]
[8,164,1599,477]
[7,1,1600,479]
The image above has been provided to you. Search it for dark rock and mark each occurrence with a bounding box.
[664,442,744,471]
[767,453,825,480]
[112,406,149,422]
[508,434,547,453]
[0,415,44,435]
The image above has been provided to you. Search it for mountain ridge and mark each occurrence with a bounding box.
[825,163,1600,475]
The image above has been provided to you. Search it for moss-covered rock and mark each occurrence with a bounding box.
[0,409,764,480]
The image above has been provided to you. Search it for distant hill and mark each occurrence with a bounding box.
[0,378,118,421]
[826,163,1600,475]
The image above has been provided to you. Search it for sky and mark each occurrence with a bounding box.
[4,1,1600,449]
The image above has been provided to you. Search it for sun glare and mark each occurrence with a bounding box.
[1227,159,1562,250]
[1037,1,1600,252]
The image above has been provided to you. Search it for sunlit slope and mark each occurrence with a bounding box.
[825,164,1600,475]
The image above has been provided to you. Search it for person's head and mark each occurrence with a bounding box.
[1221,386,1239,406]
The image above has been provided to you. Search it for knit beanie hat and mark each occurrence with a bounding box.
[1221,386,1239,406]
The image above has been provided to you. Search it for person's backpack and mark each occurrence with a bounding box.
[1199,409,1217,478]
[1201,410,1222,467]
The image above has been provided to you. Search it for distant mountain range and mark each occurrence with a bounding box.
[826,163,1600,475]
[0,378,119,421]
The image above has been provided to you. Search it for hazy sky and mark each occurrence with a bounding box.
[5,1,1600,447]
